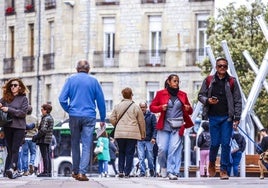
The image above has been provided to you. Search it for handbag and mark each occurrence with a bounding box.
[94,141,104,154]
[0,110,12,127]
[110,101,134,138]
[231,138,239,153]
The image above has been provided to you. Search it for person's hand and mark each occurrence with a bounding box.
[208,97,219,105]
[233,121,239,130]
[184,105,190,112]
[0,106,8,112]
[162,104,167,111]
[179,125,185,137]
[151,138,156,144]
[100,122,105,128]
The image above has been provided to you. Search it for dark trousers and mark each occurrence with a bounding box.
[109,159,118,175]
[39,143,51,174]
[116,138,137,176]
[4,127,25,171]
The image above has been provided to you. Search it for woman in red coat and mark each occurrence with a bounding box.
[150,74,193,180]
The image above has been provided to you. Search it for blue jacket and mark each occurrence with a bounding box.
[143,110,157,141]
[58,72,106,121]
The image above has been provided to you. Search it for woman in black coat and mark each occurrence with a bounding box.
[0,78,29,179]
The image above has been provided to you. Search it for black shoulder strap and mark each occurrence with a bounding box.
[115,101,134,126]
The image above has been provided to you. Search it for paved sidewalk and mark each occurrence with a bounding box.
[0,176,268,188]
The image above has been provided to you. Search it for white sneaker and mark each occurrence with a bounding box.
[160,168,167,178]
[168,173,178,180]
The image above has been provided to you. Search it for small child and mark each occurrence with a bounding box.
[0,128,7,175]
[96,131,110,177]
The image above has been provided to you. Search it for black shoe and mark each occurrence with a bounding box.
[6,168,14,179]
[118,173,124,178]
[149,169,155,177]
[37,173,51,177]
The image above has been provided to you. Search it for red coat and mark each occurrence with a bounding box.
[149,89,194,135]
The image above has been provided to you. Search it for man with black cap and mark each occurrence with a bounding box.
[198,57,242,180]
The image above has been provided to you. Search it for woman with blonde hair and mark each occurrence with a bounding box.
[0,78,29,179]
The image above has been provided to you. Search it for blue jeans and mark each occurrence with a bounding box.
[22,140,37,171]
[137,140,154,175]
[69,116,96,174]
[209,115,233,171]
[227,151,242,176]
[98,160,108,174]
[157,130,183,176]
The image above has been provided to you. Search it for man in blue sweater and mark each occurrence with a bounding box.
[59,60,106,181]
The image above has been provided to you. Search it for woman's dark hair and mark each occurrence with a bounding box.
[41,104,52,114]
[165,74,179,88]
[2,78,29,103]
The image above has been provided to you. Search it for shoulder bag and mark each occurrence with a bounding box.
[110,101,134,138]
[0,110,12,127]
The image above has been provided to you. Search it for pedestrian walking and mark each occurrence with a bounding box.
[109,137,118,176]
[197,121,211,177]
[227,129,246,177]
[0,78,29,179]
[21,105,38,176]
[198,57,242,180]
[150,74,194,180]
[32,104,54,177]
[58,59,106,181]
[137,102,157,177]
[109,87,146,178]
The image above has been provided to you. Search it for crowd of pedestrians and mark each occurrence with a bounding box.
[0,58,267,182]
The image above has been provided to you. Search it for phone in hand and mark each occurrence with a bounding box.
[212,96,218,100]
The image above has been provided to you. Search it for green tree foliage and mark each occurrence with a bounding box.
[202,1,268,127]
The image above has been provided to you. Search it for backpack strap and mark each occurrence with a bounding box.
[206,75,234,92]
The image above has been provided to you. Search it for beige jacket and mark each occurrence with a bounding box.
[109,99,146,140]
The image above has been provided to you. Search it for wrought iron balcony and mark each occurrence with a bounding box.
[96,0,120,5]
[5,7,16,16]
[93,51,119,68]
[3,58,15,74]
[22,56,35,72]
[141,0,166,4]
[45,0,56,10]
[185,48,206,66]
[138,50,166,67]
[43,53,55,70]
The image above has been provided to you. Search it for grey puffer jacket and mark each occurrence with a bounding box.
[33,114,54,145]
[198,73,242,121]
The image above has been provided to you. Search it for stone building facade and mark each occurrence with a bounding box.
[0,0,214,121]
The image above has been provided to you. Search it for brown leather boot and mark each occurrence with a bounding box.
[208,162,216,177]
[220,170,229,180]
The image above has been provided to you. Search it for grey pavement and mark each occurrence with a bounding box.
[0,176,268,188]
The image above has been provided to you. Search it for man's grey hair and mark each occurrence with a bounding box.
[76,59,90,73]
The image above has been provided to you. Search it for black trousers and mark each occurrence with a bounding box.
[39,143,51,174]
[4,127,25,171]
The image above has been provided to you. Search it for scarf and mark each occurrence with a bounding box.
[167,86,179,97]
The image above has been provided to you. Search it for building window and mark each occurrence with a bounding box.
[196,14,208,63]
[146,82,159,104]
[149,16,162,66]
[43,21,55,70]
[9,26,15,58]
[27,85,32,105]
[5,0,15,16]
[46,84,52,104]
[45,0,56,10]
[101,82,113,112]
[103,18,115,66]
[25,0,35,13]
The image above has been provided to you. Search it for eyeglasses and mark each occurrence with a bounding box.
[10,84,19,88]
[217,64,228,69]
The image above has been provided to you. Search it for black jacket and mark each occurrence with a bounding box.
[33,114,54,145]
[232,132,246,153]
[143,110,157,141]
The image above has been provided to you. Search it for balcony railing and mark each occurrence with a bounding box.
[3,58,15,74]
[22,56,35,72]
[93,51,119,67]
[96,0,120,5]
[24,4,35,13]
[186,48,206,66]
[45,0,56,10]
[43,53,55,70]
[139,50,166,67]
[141,0,166,4]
